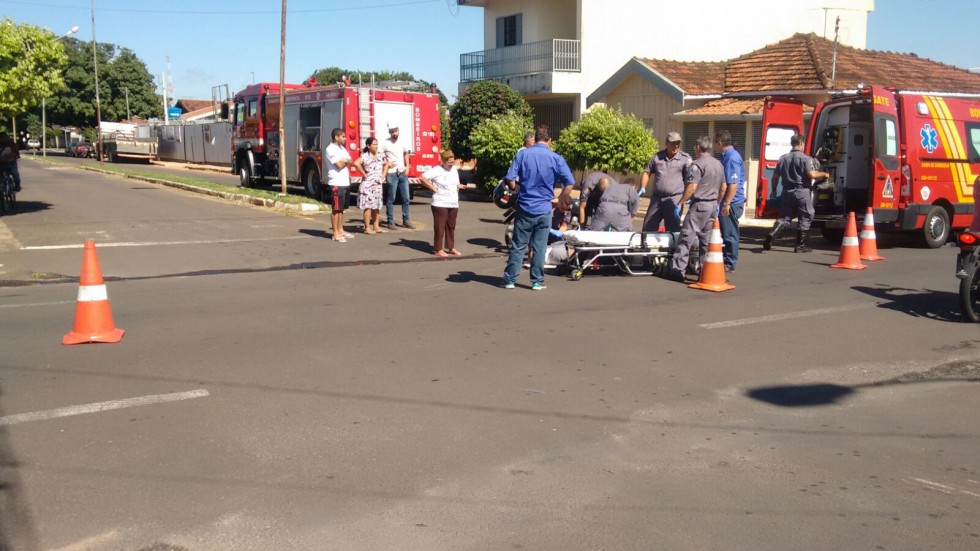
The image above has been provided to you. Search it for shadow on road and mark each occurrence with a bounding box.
[467,237,504,251]
[852,284,964,322]
[298,228,331,240]
[389,238,432,254]
[446,270,501,287]
[1,201,52,216]
[746,358,980,407]
[0,386,40,550]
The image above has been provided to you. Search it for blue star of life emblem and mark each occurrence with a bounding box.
[920,124,939,154]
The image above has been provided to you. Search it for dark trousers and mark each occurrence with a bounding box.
[642,194,682,232]
[431,206,458,251]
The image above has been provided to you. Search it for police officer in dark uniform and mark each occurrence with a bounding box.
[764,134,830,253]
[641,131,692,233]
[666,136,726,282]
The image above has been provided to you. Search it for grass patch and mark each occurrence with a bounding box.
[26,156,325,207]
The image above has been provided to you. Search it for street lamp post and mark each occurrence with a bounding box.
[91,0,104,166]
[43,25,79,157]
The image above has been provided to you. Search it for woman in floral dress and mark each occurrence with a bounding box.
[353,137,389,234]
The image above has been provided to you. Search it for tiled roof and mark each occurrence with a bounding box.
[179,106,216,120]
[646,33,980,95]
[175,99,212,113]
[637,59,725,95]
[677,98,813,116]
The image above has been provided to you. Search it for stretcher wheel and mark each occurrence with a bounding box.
[571,270,583,281]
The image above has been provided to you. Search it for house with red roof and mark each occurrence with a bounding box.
[588,33,980,215]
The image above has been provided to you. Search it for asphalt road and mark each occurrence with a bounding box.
[1,158,978,551]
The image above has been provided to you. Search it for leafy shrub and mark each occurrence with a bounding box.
[469,112,534,193]
[450,81,532,161]
[555,105,657,174]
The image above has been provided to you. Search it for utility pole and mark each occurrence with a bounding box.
[43,25,79,157]
[91,0,104,166]
[831,16,840,84]
[278,0,288,196]
[124,87,130,120]
[162,71,168,125]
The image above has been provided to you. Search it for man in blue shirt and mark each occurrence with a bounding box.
[714,130,745,272]
[502,125,576,290]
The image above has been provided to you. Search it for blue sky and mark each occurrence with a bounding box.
[4,0,978,105]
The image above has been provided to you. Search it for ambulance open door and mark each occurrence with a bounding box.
[756,98,804,218]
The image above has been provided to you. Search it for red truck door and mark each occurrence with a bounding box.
[869,87,901,212]
[757,98,804,218]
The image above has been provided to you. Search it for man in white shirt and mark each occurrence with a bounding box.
[380,122,414,230]
[325,127,354,242]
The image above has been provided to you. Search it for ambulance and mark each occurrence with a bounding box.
[756,85,979,247]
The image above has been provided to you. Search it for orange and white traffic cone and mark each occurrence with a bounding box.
[63,240,124,345]
[858,207,885,261]
[830,212,868,270]
[689,219,735,292]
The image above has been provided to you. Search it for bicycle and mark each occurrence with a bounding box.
[0,165,16,214]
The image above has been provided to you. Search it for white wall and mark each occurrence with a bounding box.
[481,0,578,50]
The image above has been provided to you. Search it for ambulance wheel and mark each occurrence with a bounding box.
[571,270,583,281]
[920,206,949,248]
[238,162,253,189]
[821,228,844,244]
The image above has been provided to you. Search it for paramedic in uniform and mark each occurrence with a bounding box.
[763,134,830,253]
[641,131,692,233]
[585,177,641,231]
[665,136,726,282]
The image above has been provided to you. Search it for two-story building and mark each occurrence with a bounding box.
[458,0,873,135]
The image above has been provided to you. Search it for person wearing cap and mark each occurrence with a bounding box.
[714,129,746,272]
[665,136,726,282]
[381,121,414,230]
[641,131,692,233]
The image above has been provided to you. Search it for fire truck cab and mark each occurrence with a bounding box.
[230,80,442,200]
[757,85,979,247]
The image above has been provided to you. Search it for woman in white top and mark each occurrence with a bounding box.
[419,150,466,256]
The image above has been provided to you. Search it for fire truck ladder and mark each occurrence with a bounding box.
[357,87,373,149]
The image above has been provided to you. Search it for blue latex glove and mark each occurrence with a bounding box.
[674,205,682,219]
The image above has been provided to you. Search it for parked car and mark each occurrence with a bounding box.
[69,142,95,158]
[27,138,40,150]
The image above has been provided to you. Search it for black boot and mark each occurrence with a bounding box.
[763,222,787,251]
[794,230,812,253]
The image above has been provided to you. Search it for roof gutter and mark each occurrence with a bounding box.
[722,89,832,98]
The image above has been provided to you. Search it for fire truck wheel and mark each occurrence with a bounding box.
[920,205,950,248]
[238,162,253,189]
[303,165,321,200]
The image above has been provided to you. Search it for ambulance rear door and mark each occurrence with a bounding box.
[757,97,804,218]
[869,87,901,213]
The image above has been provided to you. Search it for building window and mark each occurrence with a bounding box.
[682,121,709,158]
[713,121,747,161]
[496,14,522,48]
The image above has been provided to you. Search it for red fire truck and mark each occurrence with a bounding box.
[757,85,979,247]
[228,80,442,199]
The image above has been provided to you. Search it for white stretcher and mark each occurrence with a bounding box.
[559,230,679,280]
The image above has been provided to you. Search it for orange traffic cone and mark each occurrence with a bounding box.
[689,219,735,292]
[63,240,124,345]
[830,212,868,270]
[858,207,885,261]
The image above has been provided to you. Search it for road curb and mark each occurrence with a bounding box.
[76,164,327,214]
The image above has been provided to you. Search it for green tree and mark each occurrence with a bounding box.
[0,19,68,130]
[309,66,447,103]
[469,112,533,192]
[46,38,159,129]
[555,105,657,174]
[449,80,532,162]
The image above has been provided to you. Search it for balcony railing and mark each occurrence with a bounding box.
[460,39,581,83]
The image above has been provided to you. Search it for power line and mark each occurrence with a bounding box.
[4,0,440,15]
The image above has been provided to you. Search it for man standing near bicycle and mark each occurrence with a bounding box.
[0,132,21,192]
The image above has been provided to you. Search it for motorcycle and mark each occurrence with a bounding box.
[955,229,979,322]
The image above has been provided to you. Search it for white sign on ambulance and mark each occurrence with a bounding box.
[882,176,894,198]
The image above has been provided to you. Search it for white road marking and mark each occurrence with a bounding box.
[22,235,312,250]
[0,389,210,426]
[698,303,876,329]
[44,530,121,551]
[0,301,73,309]
[907,477,980,499]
